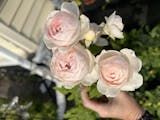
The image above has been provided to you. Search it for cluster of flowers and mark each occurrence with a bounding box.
[43,2,143,97]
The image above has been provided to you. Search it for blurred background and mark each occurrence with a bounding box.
[0,0,160,119]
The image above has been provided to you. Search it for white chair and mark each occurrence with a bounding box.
[0,0,65,119]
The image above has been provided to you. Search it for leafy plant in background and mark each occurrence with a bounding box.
[0,96,56,120]
[28,101,56,120]
[135,86,160,119]
[56,86,99,120]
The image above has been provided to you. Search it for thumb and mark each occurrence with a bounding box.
[80,87,109,118]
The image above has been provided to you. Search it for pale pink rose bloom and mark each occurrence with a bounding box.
[50,44,98,89]
[103,11,124,40]
[44,2,81,48]
[96,48,143,97]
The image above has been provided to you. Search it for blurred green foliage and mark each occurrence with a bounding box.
[56,86,98,120]
[0,99,56,120]
[135,86,160,119]
[28,101,56,120]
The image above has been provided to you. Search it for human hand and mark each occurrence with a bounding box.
[81,87,144,120]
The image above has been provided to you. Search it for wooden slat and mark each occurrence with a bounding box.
[0,0,22,25]
[0,57,18,67]
[22,0,45,38]
[0,0,7,12]
[11,0,35,32]
[0,23,37,53]
[31,0,54,43]
[0,36,28,58]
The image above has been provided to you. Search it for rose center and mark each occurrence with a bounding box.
[102,66,120,81]
[110,72,116,79]
[100,56,129,86]
[65,64,71,69]
[52,20,62,35]
[59,61,72,71]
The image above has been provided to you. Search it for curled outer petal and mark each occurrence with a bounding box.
[61,1,79,17]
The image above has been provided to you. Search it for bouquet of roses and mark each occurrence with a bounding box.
[43,1,143,98]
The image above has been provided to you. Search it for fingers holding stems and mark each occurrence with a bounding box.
[80,86,144,120]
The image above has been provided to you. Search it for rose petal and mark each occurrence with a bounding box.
[61,2,79,17]
[86,49,95,71]
[107,11,123,30]
[120,48,142,72]
[103,24,110,37]
[97,80,120,97]
[110,25,124,39]
[81,49,98,86]
[67,23,81,46]
[82,66,98,86]
[111,15,124,30]
[46,10,59,20]
[62,81,80,89]
[95,37,108,46]
[85,39,92,47]
[44,11,60,49]
[96,50,120,64]
[43,36,55,49]
[80,14,90,39]
[107,11,116,25]
[114,17,124,30]
[90,23,101,34]
[121,72,143,91]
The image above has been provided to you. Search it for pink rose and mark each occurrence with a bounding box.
[44,2,81,48]
[96,48,143,97]
[50,44,98,89]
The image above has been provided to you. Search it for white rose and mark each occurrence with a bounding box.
[103,11,124,40]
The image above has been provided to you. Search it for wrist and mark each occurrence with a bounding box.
[126,108,144,120]
[135,109,144,120]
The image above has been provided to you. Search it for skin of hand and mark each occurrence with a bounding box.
[81,87,144,120]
